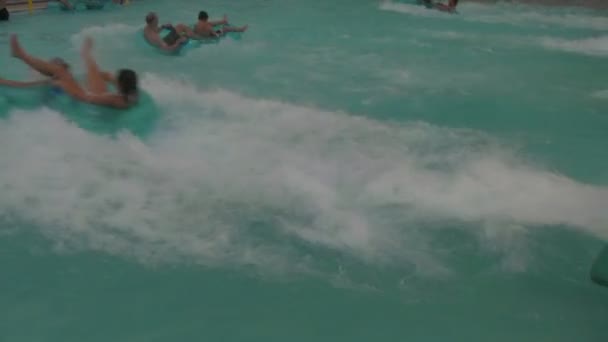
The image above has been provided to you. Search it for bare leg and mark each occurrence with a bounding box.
[81,37,107,94]
[174,24,195,38]
[10,34,63,77]
[222,25,248,33]
[209,15,228,26]
[0,76,50,88]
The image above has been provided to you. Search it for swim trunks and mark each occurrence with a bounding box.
[162,27,181,45]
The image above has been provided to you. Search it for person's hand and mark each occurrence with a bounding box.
[178,37,188,44]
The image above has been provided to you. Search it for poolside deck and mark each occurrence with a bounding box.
[5,0,134,13]
[6,0,49,12]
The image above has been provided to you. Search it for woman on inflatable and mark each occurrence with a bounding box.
[5,34,139,109]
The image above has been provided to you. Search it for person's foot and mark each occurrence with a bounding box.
[239,25,248,32]
[10,34,25,59]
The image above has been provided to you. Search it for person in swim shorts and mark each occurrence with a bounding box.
[193,11,248,39]
[9,34,139,109]
[0,0,10,21]
[143,12,196,52]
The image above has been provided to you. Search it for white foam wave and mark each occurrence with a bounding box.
[541,35,608,56]
[1,74,607,279]
[379,1,449,18]
[70,23,141,44]
[380,1,608,30]
[470,12,608,30]
[591,89,608,99]
[68,23,143,60]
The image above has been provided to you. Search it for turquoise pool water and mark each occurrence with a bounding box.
[1,0,608,341]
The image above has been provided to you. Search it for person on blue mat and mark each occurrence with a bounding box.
[0,0,10,21]
[193,11,248,39]
[9,34,139,109]
[144,12,193,53]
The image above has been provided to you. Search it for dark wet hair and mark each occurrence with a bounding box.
[145,12,157,24]
[452,0,459,5]
[117,69,138,102]
[198,11,208,21]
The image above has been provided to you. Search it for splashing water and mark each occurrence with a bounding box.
[1,0,608,341]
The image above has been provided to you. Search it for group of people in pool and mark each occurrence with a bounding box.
[143,11,248,53]
[0,5,248,110]
[0,0,454,110]
[0,0,463,24]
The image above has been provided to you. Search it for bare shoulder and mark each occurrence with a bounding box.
[144,27,158,38]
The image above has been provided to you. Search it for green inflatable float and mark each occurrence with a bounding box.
[0,85,160,138]
[140,27,243,56]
